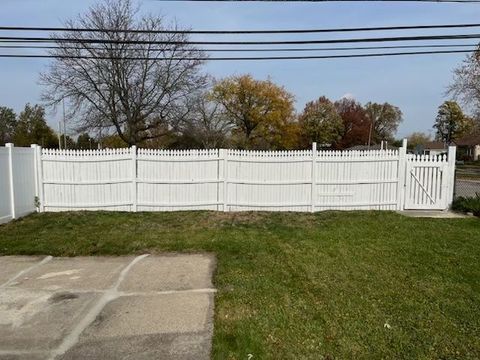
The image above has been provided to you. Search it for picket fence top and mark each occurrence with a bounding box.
[139,148,220,157]
[42,148,132,156]
[406,153,448,162]
[40,147,402,159]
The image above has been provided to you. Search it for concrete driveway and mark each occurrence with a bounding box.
[0,254,215,360]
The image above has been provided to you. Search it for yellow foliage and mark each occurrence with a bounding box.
[211,74,298,149]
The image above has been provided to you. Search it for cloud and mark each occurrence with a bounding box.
[341,93,355,100]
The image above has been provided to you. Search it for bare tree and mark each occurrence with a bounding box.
[364,102,403,145]
[182,93,231,148]
[448,49,480,119]
[40,0,207,146]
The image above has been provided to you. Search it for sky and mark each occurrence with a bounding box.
[0,0,479,139]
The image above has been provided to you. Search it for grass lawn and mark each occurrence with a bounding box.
[1,211,479,359]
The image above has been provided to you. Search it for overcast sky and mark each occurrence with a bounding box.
[1,0,479,138]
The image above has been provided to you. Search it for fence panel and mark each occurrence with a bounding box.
[136,149,222,211]
[11,147,36,217]
[38,146,408,212]
[41,148,133,211]
[226,150,312,212]
[315,150,400,211]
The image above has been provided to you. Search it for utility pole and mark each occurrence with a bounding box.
[62,99,67,149]
[58,121,62,149]
[367,117,374,148]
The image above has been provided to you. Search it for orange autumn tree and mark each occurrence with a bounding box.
[211,75,299,149]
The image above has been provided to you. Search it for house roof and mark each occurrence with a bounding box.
[455,134,480,146]
[422,141,447,150]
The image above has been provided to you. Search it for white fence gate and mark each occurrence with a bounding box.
[404,150,456,210]
[0,141,457,222]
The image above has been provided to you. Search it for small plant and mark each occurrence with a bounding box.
[452,194,480,217]
[34,196,40,209]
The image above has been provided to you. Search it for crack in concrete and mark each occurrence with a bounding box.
[0,349,49,356]
[0,256,53,289]
[47,254,150,360]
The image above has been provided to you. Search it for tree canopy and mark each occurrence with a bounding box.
[448,51,480,118]
[0,107,16,146]
[298,96,343,148]
[334,98,370,149]
[211,74,298,149]
[12,104,58,148]
[434,100,476,144]
[407,132,432,150]
[364,102,403,144]
[76,133,98,150]
[30,0,409,151]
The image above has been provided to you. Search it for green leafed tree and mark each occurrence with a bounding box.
[298,96,344,148]
[211,74,298,149]
[13,104,58,148]
[0,106,16,146]
[76,133,98,149]
[364,102,403,144]
[433,100,475,144]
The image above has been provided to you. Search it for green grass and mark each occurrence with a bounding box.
[1,211,480,359]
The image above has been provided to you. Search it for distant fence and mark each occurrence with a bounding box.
[454,163,480,198]
[0,144,37,224]
[0,141,457,222]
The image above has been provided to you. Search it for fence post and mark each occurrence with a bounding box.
[220,149,229,212]
[131,145,137,212]
[446,145,457,209]
[31,144,39,212]
[6,143,15,219]
[311,142,317,213]
[397,138,408,210]
[36,145,45,212]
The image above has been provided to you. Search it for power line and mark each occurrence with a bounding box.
[2,33,480,45]
[0,49,474,60]
[1,23,480,34]
[148,0,480,2]
[0,43,477,52]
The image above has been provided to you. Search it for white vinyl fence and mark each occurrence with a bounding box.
[0,141,457,221]
[0,144,38,224]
